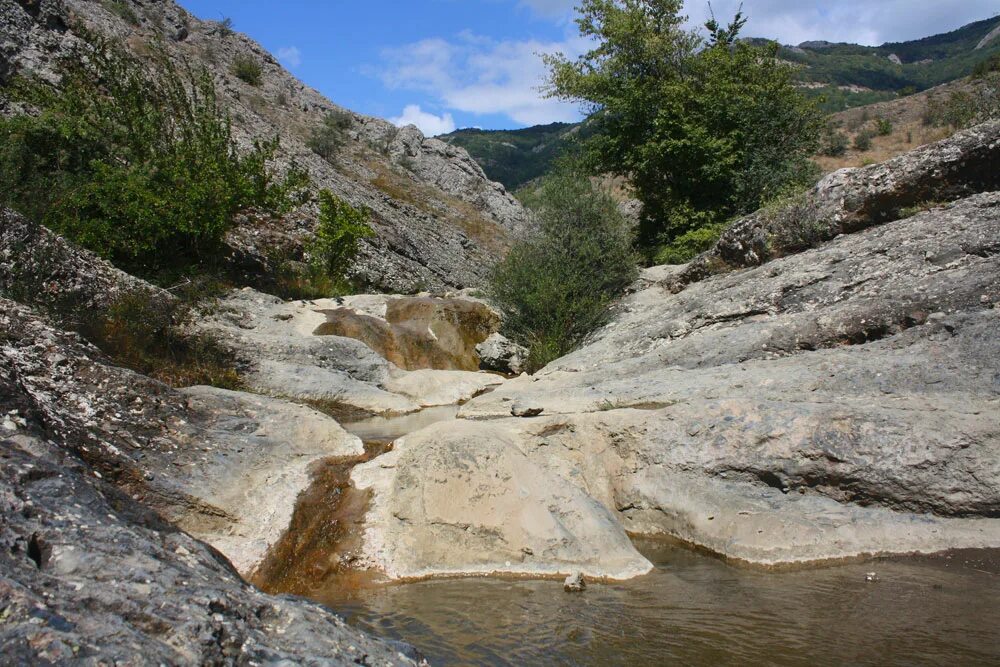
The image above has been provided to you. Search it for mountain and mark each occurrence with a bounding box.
[782,15,1000,108]
[0,0,530,294]
[439,121,590,191]
[440,17,1000,191]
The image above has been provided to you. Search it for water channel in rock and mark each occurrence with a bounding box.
[257,403,1000,666]
[317,540,1000,666]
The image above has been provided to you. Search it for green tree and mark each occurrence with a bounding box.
[0,35,309,277]
[308,190,375,283]
[488,172,638,371]
[544,0,822,253]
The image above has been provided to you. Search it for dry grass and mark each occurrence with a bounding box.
[814,121,953,172]
[368,161,508,251]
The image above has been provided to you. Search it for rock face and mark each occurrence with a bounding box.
[672,120,1000,291]
[351,420,653,580]
[315,294,500,371]
[0,303,417,663]
[194,288,503,417]
[0,0,531,292]
[476,332,529,375]
[352,187,1000,574]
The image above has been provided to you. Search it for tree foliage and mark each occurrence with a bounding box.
[0,35,309,277]
[309,190,375,281]
[544,0,823,252]
[488,172,638,371]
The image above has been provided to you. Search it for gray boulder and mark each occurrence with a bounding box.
[670,120,1000,292]
[476,332,529,374]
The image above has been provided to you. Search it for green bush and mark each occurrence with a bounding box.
[821,128,850,156]
[217,17,235,38]
[102,0,139,25]
[972,53,1000,78]
[303,190,375,293]
[853,130,874,151]
[0,35,309,278]
[875,116,893,136]
[231,54,263,86]
[654,221,728,265]
[924,75,1000,129]
[488,173,638,372]
[307,111,354,162]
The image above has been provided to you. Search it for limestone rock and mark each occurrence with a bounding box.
[351,420,653,580]
[511,403,544,418]
[0,300,416,663]
[448,192,1000,566]
[670,120,1000,291]
[564,572,587,592]
[194,288,506,417]
[476,332,529,374]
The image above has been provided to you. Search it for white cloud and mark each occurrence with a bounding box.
[277,46,302,68]
[374,0,998,128]
[682,0,999,46]
[378,32,589,126]
[391,104,457,136]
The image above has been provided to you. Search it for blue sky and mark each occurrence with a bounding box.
[177,0,999,135]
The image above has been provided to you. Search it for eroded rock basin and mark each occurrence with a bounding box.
[314,540,1000,666]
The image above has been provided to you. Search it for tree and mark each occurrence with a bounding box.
[488,172,637,371]
[545,0,822,254]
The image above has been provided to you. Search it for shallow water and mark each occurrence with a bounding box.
[316,539,1000,666]
[341,404,459,443]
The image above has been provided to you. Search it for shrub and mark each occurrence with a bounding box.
[820,128,850,156]
[0,35,309,279]
[924,76,1000,129]
[231,54,263,86]
[79,291,243,390]
[875,116,893,136]
[853,130,873,151]
[972,53,1000,78]
[304,190,374,294]
[654,221,728,265]
[488,173,638,372]
[217,17,234,38]
[307,111,354,162]
[103,0,139,25]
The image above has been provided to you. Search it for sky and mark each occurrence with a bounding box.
[177,1,1000,135]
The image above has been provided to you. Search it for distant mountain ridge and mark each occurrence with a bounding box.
[441,16,1000,191]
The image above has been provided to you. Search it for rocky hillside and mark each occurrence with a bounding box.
[0,0,530,293]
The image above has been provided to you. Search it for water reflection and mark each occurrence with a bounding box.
[341,404,460,444]
[317,539,1000,666]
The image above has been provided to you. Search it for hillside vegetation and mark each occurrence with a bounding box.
[443,16,1000,190]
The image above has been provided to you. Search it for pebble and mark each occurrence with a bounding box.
[563,572,586,592]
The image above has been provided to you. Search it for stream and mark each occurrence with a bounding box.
[317,540,1000,666]
[265,407,1000,665]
